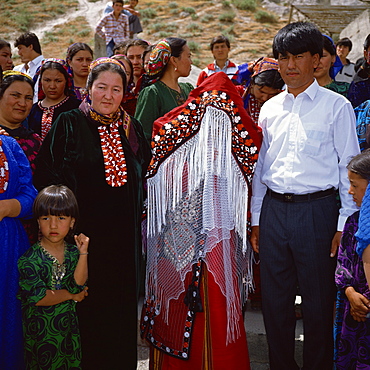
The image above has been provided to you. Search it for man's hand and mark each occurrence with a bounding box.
[250,226,260,253]
[330,231,342,257]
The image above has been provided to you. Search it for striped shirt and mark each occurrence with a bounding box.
[96,12,130,45]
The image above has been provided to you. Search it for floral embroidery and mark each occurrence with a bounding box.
[97,115,129,187]
[0,138,9,194]
[140,260,202,360]
[147,90,259,186]
[39,96,70,139]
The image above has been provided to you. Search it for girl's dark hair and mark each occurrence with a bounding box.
[167,37,187,58]
[347,149,370,180]
[157,37,187,79]
[0,74,34,99]
[322,35,336,56]
[33,185,79,220]
[87,62,127,92]
[111,55,134,87]
[273,22,323,59]
[0,39,10,51]
[40,61,71,96]
[252,69,284,90]
[66,43,93,63]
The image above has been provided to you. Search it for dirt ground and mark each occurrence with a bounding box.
[2,0,288,68]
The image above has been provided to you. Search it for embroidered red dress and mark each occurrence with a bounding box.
[142,73,262,369]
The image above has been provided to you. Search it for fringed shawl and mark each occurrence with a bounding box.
[143,73,261,358]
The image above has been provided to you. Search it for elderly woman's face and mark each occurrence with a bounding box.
[0,80,33,126]
[89,71,124,116]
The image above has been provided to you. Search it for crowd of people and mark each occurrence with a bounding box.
[1,1,370,369]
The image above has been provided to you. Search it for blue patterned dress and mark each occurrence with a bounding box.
[335,211,370,369]
[0,135,37,370]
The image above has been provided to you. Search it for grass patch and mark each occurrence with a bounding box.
[148,22,179,34]
[182,7,195,14]
[188,40,201,53]
[0,0,78,34]
[254,10,277,23]
[169,2,178,8]
[40,16,93,61]
[186,22,201,32]
[222,1,231,8]
[218,11,236,22]
[232,0,257,11]
[192,58,201,67]
[201,14,214,23]
[170,8,180,15]
[141,8,157,19]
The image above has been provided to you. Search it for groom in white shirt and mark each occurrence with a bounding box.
[250,22,360,370]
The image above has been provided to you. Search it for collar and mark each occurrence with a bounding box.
[29,55,44,67]
[284,79,318,101]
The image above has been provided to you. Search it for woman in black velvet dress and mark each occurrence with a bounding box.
[34,58,151,369]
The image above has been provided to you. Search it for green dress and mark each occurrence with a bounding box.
[135,80,194,141]
[18,243,85,370]
[325,80,350,97]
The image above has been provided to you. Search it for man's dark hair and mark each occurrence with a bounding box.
[113,0,124,5]
[336,37,352,52]
[14,32,42,55]
[272,22,323,59]
[210,35,230,50]
[364,34,370,51]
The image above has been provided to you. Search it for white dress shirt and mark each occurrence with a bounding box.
[13,54,44,103]
[251,79,360,231]
[13,54,44,78]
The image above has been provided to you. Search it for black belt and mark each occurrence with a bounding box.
[266,187,336,202]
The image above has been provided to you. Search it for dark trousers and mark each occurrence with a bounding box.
[259,193,338,370]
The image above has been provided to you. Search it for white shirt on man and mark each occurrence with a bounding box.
[13,54,44,103]
[13,54,44,78]
[251,79,359,231]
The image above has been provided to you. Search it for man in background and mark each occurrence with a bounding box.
[196,35,238,86]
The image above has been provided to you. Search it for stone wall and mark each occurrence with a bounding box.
[340,9,370,63]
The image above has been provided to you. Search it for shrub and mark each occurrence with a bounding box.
[255,10,277,23]
[232,0,256,11]
[141,8,157,19]
[218,11,236,22]
[222,0,231,8]
[201,14,214,23]
[192,58,201,67]
[182,7,195,14]
[186,22,201,31]
[169,2,178,8]
[188,41,201,53]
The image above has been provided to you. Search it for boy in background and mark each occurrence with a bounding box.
[196,35,238,86]
[96,0,129,57]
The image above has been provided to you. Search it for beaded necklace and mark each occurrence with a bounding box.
[39,242,66,290]
[0,138,9,194]
[97,112,130,187]
[39,96,70,139]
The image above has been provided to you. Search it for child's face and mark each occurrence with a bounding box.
[113,2,123,15]
[129,0,138,7]
[211,42,230,61]
[38,215,75,246]
[348,170,368,207]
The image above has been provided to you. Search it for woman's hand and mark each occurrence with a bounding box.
[73,287,88,302]
[345,286,370,322]
[0,199,21,221]
[74,233,89,254]
[0,128,9,136]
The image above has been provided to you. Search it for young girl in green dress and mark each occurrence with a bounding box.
[18,185,89,369]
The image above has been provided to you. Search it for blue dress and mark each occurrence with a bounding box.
[0,135,37,369]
